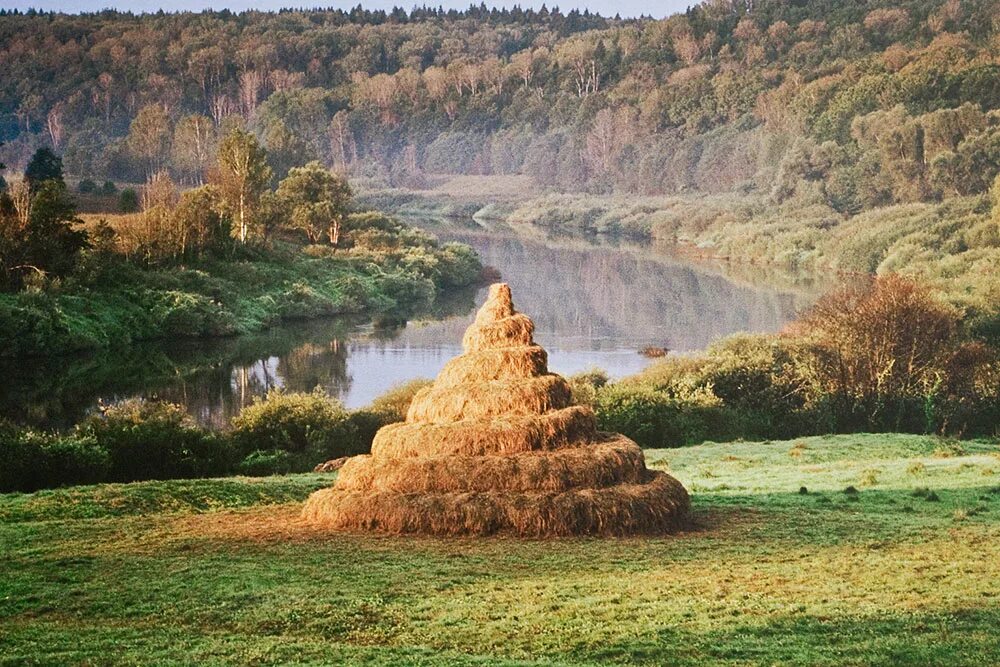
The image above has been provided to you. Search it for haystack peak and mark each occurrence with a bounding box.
[475,282,516,325]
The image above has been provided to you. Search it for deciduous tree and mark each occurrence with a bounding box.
[213,129,272,245]
[277,161,352,245]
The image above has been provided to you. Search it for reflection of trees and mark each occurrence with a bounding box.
[7,224,823,430]
[408,226,821,351]
[7,290,480,430]
[275,339,351,396]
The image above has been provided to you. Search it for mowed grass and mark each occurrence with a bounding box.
[3,434,1000,666]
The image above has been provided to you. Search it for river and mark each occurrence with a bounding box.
[5,218,823,429]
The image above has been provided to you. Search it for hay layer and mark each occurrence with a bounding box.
[337,434,645,493]
[370,405,597,458]
[435,345,548,386]
[302,471,689,537]
[406,374,573,423]
[462,313,535,352]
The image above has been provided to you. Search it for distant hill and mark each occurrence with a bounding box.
[1,0,999,216]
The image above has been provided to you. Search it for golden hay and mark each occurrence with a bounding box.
[406,374,573,423]
[337,435,646,494]
[462,313,535,352]
[473,282,516,324]
[370,405,597,458]
[302,471,689,537]
[435,345,549,386]
[301,282,691,537]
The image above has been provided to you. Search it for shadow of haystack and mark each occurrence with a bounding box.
[303,283,690,536]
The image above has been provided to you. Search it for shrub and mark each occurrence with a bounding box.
[0,421,111,493]
[100,180,118,196]
[593,382,724,448]
[78,399,230,482]
[235,449,295,476]
[369,379,432,422]
[344,409,388,451]
[436,243,483,288]
[229,389,363,472]
[567,369,609,405]
[792,274,997,432]
[78,178,98,194]
[119,188,140,213]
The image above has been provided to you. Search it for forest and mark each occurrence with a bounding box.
[1,0,998,203]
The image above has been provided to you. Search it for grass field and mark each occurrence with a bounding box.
[3,433,1000,665]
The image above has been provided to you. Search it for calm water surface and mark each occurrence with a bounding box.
[7,219,823,429]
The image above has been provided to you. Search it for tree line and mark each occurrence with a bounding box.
[0,130,354,289]
[1,0,999,213]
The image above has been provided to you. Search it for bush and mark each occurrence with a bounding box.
[101,180,118,196]
[593,383,725,448]
[793,274,997,432]
[369,379,432,422]
[235,449,295,476]
[229,389,364,472]
[78,399,230,482]
[78,178,98,194]
[436,243,483,288]
[119,188,139,213]
[567,369,609,405]
[0,421,111,493]
[345,409,389,451]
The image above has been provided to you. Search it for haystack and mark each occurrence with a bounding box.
[302,283,690,536]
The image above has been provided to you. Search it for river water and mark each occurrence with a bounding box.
[6,218,822,429]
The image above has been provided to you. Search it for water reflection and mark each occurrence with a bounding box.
[5,219,825,429]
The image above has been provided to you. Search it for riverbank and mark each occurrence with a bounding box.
[4,433,1000,665]
[0,220,482,359]
[357,178,1000,339]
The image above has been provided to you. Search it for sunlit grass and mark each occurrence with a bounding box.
[3,433,1000,665]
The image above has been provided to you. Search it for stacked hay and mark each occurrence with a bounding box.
[302,283,690,536]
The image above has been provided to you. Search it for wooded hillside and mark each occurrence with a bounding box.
[1,0,999,215]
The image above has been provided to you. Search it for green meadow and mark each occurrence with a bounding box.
[4,433,1000,666]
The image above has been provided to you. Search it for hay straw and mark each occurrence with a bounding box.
[338,435,646,493]
[406,374,572,423]
[473,282,516,325]
[302,471,689,537]
[371,405,597,458]
[435,346,549,386]
[462,313,535,352]
[302,282,691,537]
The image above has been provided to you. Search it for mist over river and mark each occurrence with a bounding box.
[7,219,823,429]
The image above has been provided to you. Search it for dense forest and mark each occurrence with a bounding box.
[0,0,998,208]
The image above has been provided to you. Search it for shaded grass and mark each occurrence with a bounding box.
[2,433,1000,665]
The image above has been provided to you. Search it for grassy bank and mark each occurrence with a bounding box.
[361,179,1000,330]
[2,433,999,665]
[0,221,481,358]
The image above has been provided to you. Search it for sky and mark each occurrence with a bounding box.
[1,0,692,18]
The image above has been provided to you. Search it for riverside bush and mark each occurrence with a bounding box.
[0,422,110,493]
[79,400,231,482]
[593,383,725,448]
[607,276,1000,446]
[230,389,366,473]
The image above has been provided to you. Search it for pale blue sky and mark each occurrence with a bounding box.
[2,0,692,18]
